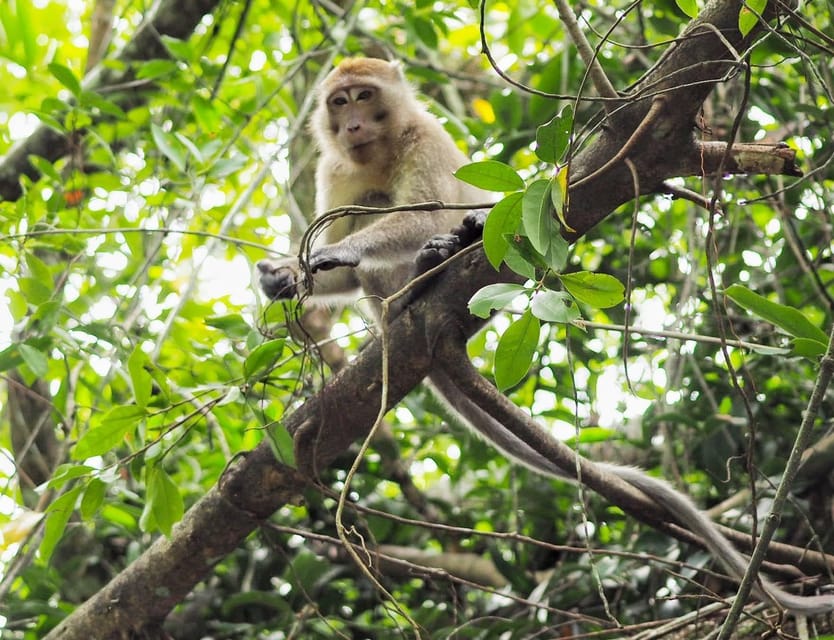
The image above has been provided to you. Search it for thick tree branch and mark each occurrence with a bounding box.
[564,0,795,239]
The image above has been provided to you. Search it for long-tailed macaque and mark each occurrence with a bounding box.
[258,57,834,615]
[257,57,486,307]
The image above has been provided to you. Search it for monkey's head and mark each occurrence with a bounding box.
[312,58,420,165]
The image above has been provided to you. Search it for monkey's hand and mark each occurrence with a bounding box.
[415,208,487,273]
[308,244,361,272]
[257,259,300,300]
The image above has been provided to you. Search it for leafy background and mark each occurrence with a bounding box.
[1,0,833,638]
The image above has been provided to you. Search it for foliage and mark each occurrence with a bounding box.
[0,0,833,638]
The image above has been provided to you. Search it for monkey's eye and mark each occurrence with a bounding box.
[331,95,348,107]
[356,89,374,101]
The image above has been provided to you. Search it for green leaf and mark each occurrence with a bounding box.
[411,15,438,49]
[454,161,524,192]
[13,0,36,69]
[80,478,107,520]
[151,123,187,172]
[521,180,557,256]
[483,192,523,269]
[79,90,127,119]
[792,338,827,358]
[41,485,83,563]
[551,167,572,232]
[47,62,81,96]
[542,230,569,273]
[48,464,94,489]
[494,310,540,391]
[468,283,527,319]
[267,423,296,466]
[127,347,153,409]
[676,0,699,18]
[502,235,540,280]
[205,313,252,339]
[535,105,573,164]
[136,59,179,80]
[175,132,204,164]
[27,155,62,183]
[161,35,192,59]
[530,290,581,323]
[725,284,828,346]
[739,0,767,36]
[19,343,48,377]
[73,405,147,459]
[244,339,286,382]
[144,467,184,537]
[0,345,22,373]
[559,272,625,308]
[18,276,52,305]
[566,427,621,445]
[193,95,221,133]
[25,251,53,284]
[31,299,62,333]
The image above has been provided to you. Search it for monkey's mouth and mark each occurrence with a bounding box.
[351,141,374,151]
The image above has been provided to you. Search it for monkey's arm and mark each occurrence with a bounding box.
[257,256,361,301]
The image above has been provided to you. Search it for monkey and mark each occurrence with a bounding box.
[257,57,488,311]
[258,57,834,615]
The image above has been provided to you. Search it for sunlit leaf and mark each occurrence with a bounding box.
[267,423,296,466]
[551,166,573,232]
[469,283,527,318]
[676,0,699,18]
[47,62,81,96]
[725,284,828,346]
[494,310,540,391]
[48,464,95,489]
[127,347,153,409]
[792,338,827,358]
[739,0,767,36]
[19,343,48,377]
[535,105,573,163]
[72,405,147,459]
[205,313,252,339]
[471,98,496,124]
[455,161,525,192]
[530,290,581,323]
[521,180,557,256]
[144,467,184,536]
[80,478,107,521]
[559,272,625,308]
[151,123,187,172]
[244,339,286,382]
[41,485,83,562]
[483,192,523,269]
[0,510,43,549]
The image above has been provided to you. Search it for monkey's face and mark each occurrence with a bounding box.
[326,85,390,164]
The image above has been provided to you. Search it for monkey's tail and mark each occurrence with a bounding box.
[427,368,834,615]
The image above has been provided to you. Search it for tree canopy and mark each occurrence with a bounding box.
[1,0,834,638]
